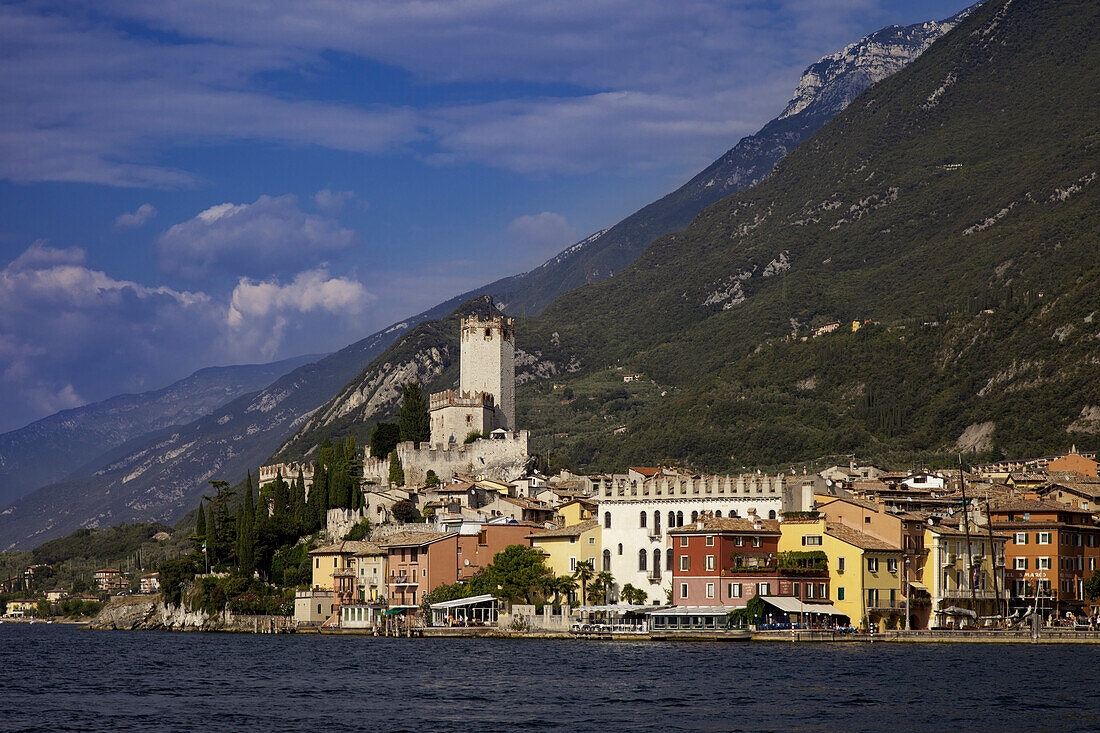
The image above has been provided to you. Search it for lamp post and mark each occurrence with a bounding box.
[904,557,911,631]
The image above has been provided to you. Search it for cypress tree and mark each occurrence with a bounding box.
[195,500,206,540]
[244,471,255,520]
[205,503,217,565]
[388,449,404,487]
[398,382,430,445]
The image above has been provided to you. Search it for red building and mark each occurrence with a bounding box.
[669,516,829,607]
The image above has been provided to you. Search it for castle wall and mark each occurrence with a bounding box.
[396,432,529,486]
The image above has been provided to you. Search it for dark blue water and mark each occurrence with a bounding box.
[1,624,1096,732]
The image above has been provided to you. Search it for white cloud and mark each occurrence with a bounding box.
[227,269,376,360]
[115,203,158,228]
[0,242,219,431]
[313,189,361,213]
[507,212,578,260]
[157,194,357,279]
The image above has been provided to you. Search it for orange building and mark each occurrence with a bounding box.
[989,498,1100,617]
[1047,452,1099,478]
[456,523,538,581]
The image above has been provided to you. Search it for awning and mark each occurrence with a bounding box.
[576,605,652,614]
[907,580,928,591]
[383,606,418,615]
[430,594,497,610]
[761,597,848,616]
[646,606,730,617]
[937,606,978,618]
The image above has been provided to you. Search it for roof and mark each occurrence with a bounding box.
[1008,472,1047,482]
[989,498,1092,515]
[430,593,497,610]
[824,522,901,552]
[818,494,883,513]
[498,496,553,511]
[528,519,599,540]
[629,467,661,477]
[308,540,385,556]
[434,482,476,493]
[378,532,455,548]
[667,517,780,535]
[926,524,1011,539]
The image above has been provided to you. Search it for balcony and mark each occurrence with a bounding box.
[868,600,901,610]
[942,554,957,566]
[646,571,662,584]
[388,574,419,586]
[944,589,998,600]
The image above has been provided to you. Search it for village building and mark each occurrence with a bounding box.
[920,522,1008,628]
[5,599,37,617]
[528,519,602,581]
[1039,472,1100,512]
[45,588,67,602]
[139,573,160,594]
[94,568,127,593]
[778,518,903,631]
[599,470,792,605]
[379,532,459,609]
[989,497,1100,618]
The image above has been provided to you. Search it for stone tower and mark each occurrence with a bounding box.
[459,315,515,431]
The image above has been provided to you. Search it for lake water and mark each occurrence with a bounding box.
[1,623,1097,732]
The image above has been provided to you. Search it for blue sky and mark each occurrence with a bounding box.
[0,0,967,432]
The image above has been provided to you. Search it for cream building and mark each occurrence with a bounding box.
[529,519,601,580]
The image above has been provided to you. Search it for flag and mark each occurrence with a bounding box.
[201,541,207,555]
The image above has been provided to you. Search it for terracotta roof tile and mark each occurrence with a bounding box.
[824,522,901,552]
[528,519,599,540]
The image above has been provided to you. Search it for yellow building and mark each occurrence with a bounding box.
[528,519,601,580]
[557,498,597,526]
[779,518,903,630]
[5,598,38,617]
[308,540,386,597]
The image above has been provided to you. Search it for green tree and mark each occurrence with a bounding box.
[425,470,440,488]
[193,500,206,552]
[388,450,405,487]
[1085,570,1100,601]
[464,430,485,444]
[391,499,420,523]
[486,545,553,605]
[398,382,430,445]
[204,503,217,566]
[594,570,615,604]
[370,423,401,459]
[620,583,645,605]
[555,575,579,605]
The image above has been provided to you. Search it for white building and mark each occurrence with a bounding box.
[597,471,791,605]
[430,314,515,445]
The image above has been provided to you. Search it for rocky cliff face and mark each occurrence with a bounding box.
[89,595,278,632]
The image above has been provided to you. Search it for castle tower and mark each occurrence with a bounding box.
[459,315,515,431]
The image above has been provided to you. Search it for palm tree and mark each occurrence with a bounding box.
[573,561,595,606]
[556,575,578,606]
[621,583,644,605]
[595,571,614,604]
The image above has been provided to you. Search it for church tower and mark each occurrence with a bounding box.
[459,315,515,431]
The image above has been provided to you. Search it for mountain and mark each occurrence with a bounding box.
[0,5,978,548]
[0,355,318,507]
[270,10,968,457]
[515,0,1100,470]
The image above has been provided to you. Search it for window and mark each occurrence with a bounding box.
[1037,557,1051,570]
[793,582,800,598]
[837,587,845,601]
[1014,558,1028,570]
[569,557,577,572]
[639,550,648,572]
[668,511,676,529]
[752,537,762,548]
[735,537,744,547]
[706,583,715,599]
[768,510,776,519]
[654,511,661,532]
[677,511,684,526]
[666,548,673,571]
[680,583,689,599]
[819,583,827,598]
[680,555,690,572]
[1038,532,1051,545]
[867,557,879,572]
[315,558,319,569]
[838,557,846,572]
[865,516,871,524]
[640,511,647,528]
[706,536,714,546]
[705,555,715,571]
[680,536,688,547]
[729,583,742,598]
[868,589,879,607]
[806,583,815,599]
[618,543,623,555]
[802,535,822,546]
[890,589,896,605]
[604,512,611,529]
[603,550,611,572]
[887,559,898,573]
[691,510,699,522]
[1015,532,1028,545]
[589,537,596,544]
[569,536,577,544]
[333,557,338,568]
[757,582,770,596]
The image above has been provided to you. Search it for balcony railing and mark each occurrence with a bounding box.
[944,589,998,600]
[388,575,418,585]
[646,571,662,583]
[868,600,901,610]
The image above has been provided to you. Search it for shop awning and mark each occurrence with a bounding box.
[761,597,848,616]
[646,606,730,617]
[907,580,928,591]
[576,604,652,614]
[383,606,418,615]
[430,594,497,610]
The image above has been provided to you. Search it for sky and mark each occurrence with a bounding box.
[0,0,968,433]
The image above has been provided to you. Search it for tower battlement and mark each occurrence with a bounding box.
[429,389,495,411]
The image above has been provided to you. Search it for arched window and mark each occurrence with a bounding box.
[768,510,776,519]
[604,511,611,529]
[653,549,662,577]
[691,510,698,523]
[668,511,676,529]
[618,543,623,555]
[666,548,674,571]
[638,549,648,572]
[676,511,684,527]
[731,510,739,518]
[715,510,723,518]
[639,511,647,528]
[654,511,661,533]
[603,549,611,572]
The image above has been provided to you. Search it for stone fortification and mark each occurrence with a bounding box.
[364,432,530,487]
[459,315,515,431]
